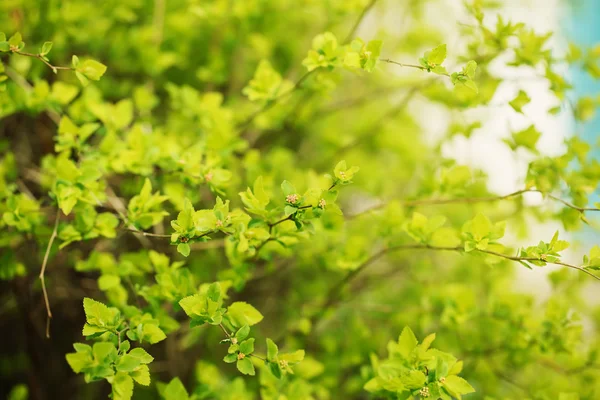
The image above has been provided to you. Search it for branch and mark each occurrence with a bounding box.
[312,242,599,330]
[238,69,318,131]
[324,83,428,166]
[379,59,427,71]
[343,0,378,44]
[40,210,60,338]
[13,50,74,74]
[380,58,451,77]
[347,189,600,219]
[122,228,172,238]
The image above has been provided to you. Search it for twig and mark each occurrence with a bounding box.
[343,0,378,44]
[4,66,62,123]
[347,189,600,219]
[238,69,317,131]
[379,58,427,71]
[40,210,60,338]
[106,185,152,247]
[13,50,74,74]
[123,228,172,238]
[219,323,232,339]
[117,325,130,352]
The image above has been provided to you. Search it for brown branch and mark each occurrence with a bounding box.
[40,210,60,338]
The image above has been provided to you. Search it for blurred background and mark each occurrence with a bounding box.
[1,0,599,399]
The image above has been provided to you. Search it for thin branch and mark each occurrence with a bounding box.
[123,228,171,238]
[106,185,152,247]
[380,58,451,77]
[326,84,425,165]
[269,215,294,229]
[117,325,129,352]
[343,0,377,44]
[238,69,317,131]
[40,210,60,338]
[312,242,599,330]
[219,323,232,339]
[13,50,74,73]
[4,66,62,124]
[347,189,600,219]
[379,58,427,71]
[250,354,267,362]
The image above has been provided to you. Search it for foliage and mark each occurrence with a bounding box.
[1,0,600,399]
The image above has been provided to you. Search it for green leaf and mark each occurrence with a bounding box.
[207,282,221,302]
[227,302,264,327]
[281,180,296,196]
[223,353,237,363]
[128,348,154,364]
[8,32,22,48]
[236,357,255,375]
[509,90,531,113]
[398,326,418,358]
[427,44,447,65]
[240,338,255,355]
[177,243,190,257]
[116,354,141,372]
[469,213,492,241]
[443,375,475,395]
[131,364,151,386]
[163,377,189,400]
[142,323,166,344]
[40,41,53,56]
[82,297,120,331]
[111,373,133,400]
[235,325,250,341]
[266,338,279,361]
[77,59,107,81]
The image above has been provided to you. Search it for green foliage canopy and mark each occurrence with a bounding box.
[1,0,600,399]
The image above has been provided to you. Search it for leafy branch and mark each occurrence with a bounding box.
[312,242,600,331]
[1,31,107,85]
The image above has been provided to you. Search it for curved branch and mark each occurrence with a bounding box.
[312,242,599,331]
[40,210,60,338]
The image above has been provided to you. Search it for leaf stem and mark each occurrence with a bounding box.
[40,210,60,338]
